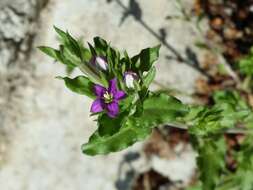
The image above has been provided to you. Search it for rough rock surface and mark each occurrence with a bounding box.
[0,0,48,166]
[0,0,201,189]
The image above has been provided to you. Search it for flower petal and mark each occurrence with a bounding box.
[114,91,126,100]
[94,84,106,97]
[96,56,108,71]
[108,78,117,94]
[106,101,119,118]
[90,99,104,113]
[124,74,135,88]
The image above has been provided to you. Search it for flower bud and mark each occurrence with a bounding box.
[90,56,108,71]
[124,71,138,88]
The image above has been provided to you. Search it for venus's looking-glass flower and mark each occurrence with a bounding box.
[90,56,108,71]
[91,78,126,118]
[124,71,138,88]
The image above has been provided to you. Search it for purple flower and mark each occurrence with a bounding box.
[124,71,138,88]
[90,56,108,71]
[90,78,126,118]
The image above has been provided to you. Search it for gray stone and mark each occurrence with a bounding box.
[0,0,202,189]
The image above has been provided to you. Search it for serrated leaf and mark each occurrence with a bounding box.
[57,76,95,99]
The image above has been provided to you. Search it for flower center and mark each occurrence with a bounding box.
[103,91,113,103]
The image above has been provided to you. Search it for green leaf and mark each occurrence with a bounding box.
[121,50,132,72]
[82,120,150,155]
[119,93,136,108]
[82,93,188,155]
[78,63,105,86]
[106,45,120,73]
[54,26,80,52]
[186,90,252,136]
[54,26,69,43]
[143,66,156,88]
[238,50,253,76]
[188,107,224,136]
[67,33,83,59]
[88,42,97,56]
[78,40,92,62]
[93,36,108,54]
[233,136,253,190]
[39,27,87,70]
[54,26,82,63]
[38,46,77,68]
[212,90,248,110]
[57,76,95,99]
[217,135,253,190]
[196,137,226,190]
[97,112,128,137]
[60,45,82,66]
[131,45,161,72]
[38,46,63,62]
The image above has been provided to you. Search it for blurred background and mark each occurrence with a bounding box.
[1,0,253,189]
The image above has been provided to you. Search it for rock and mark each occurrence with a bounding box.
[0,0,202,189]
[150,144,196,185]
[0,0,48,176]
[0,0,48,69]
